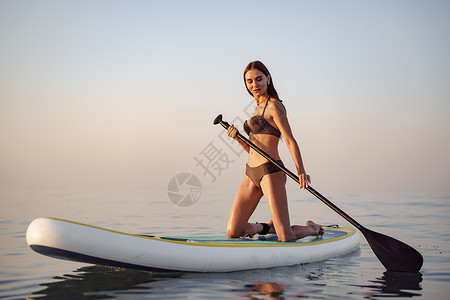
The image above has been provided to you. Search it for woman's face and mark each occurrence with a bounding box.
[245,69,269,98]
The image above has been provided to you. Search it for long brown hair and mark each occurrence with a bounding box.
[243,61,280,101]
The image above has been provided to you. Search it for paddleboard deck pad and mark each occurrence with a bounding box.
[26,217,360,272]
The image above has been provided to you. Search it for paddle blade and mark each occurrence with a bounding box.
[360,226,423,273]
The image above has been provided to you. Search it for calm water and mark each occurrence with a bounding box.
[1,188,449,299]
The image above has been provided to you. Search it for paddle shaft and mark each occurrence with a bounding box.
[215,117,362,228]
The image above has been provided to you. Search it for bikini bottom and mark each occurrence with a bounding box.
[245,160,284,188]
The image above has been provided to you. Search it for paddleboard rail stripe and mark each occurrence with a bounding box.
[43,217,356,248]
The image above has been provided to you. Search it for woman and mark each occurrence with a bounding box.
[226,61,323,242]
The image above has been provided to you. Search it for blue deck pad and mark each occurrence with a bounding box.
[166,229,347,244]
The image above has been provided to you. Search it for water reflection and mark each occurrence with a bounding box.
[27,265,423,299]
[28,265,182,299]
[354,271,423,299]
[244,281,285,299]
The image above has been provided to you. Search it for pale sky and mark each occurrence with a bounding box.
[1,0,449,195]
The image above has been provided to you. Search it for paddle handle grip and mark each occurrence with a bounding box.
[213,114,361,229]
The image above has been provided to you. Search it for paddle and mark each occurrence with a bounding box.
[213,114,423,273]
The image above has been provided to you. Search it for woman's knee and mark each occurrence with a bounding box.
[273,225,296,242]
[277,231,296,242]
[226,225,244,238]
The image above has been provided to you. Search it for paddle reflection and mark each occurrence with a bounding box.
[356,271,423,298]
[28,265,182,299]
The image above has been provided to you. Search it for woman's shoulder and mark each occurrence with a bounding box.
[268,98,286,117]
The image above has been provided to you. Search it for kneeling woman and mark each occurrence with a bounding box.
[226,61,323,242]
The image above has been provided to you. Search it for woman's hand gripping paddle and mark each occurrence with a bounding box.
[214,114,423,273]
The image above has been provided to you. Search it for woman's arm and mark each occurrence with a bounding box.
[227,124,250,153]
[271,102,310,188]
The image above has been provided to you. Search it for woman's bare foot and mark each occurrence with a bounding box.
[306,220,324,237]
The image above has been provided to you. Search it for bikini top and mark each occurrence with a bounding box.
[244,98,281,138]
